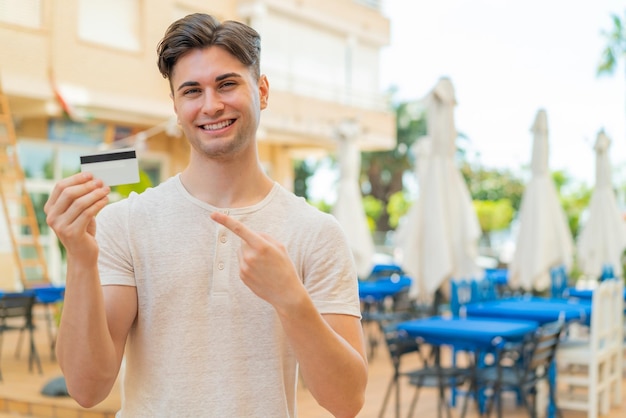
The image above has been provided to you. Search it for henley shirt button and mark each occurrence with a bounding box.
[218,262,225,270]
[220,235,227,243]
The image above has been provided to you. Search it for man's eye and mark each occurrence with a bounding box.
[183,88,202,95]
[220,81,236,89]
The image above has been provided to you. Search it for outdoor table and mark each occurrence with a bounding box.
[359,276,412,359]
[397,316,539,416]
[463,296,591,418]
[32,285,66,304]
[370,262,403,276]
[565,286,626,301]
[463,296,591,325]
[358,276,411,302]
[397,315,538,348]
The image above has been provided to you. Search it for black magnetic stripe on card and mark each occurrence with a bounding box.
[80,150,136,164]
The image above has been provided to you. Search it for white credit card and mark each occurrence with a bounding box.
[80,148,140,186]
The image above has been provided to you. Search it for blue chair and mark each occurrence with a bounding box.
[450,279,476,317]
[473,278,497,303]
[484,268,509,298]
[550,265,569,299]
[0,290,42,380]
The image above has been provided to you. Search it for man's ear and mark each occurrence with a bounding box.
[259,74,269,110]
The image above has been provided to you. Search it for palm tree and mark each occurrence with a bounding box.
[599,11,626,141]
[597,11,626,77]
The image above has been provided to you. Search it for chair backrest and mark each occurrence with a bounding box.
[0,291,36,325]
[473,278,497,302]
[589,279,623,357]
[550,265,568,298]
[450,278,477,317]
[517,320,565,386]
[449,277,500,313]
[380,318,421,370]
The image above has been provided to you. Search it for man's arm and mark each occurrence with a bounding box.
[210,212,368,418]
[45,173,137,407]
[278,307,368,418]
[57,282,137,407]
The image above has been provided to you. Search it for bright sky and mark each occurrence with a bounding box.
[380,0,626,188]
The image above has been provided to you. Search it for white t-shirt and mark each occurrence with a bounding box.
[96,175,361,418]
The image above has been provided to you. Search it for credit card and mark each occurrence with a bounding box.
[80,148,140,186]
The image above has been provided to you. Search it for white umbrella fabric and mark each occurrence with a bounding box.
[576,130,626,278]
[394,137,431,268]
[509,109,574,291]
[399,77,481,300]
[332,122,375,278]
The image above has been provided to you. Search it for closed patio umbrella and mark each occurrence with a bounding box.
[509,109,574,291]
[399,77,481,300]
[576,130,626,278]
[332,120,375,279]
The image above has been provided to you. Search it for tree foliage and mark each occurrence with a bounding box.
[361,100,427,231]
[473,199,514,246]
[460,163,525,212]
[597,11,626,76]
[293,158,318,199]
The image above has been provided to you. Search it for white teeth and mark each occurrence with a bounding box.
[201,120,233,131]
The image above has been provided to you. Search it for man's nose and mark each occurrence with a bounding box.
[201,90,224,114]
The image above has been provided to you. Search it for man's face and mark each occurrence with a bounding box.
[171,46,268,160]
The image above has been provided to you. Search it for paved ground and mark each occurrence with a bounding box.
[1,305,625,417]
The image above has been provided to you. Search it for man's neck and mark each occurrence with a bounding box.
[180,156,274,208]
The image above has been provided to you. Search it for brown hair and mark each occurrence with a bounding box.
[157,13,261,84]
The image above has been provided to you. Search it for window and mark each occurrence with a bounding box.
[78,0,140,51]
[0,0,42,28]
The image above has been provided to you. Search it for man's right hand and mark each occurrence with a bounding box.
[44,172,110,264]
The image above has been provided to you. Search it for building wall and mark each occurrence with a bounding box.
[0,0,395,285]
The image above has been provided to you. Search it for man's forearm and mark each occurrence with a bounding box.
[277,294,368,418]
[56,259,120,407]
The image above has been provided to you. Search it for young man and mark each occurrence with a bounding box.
[44,13,367,418]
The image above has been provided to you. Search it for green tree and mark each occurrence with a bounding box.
[598,11,626,77]
[362,194,384,232]
[361,99,427,232]
[551,170,592,239]
[460,163,525,212]
[293,158,319,199]
[473,199,514,247]
[386,190,411,229]
[598,10,626,126]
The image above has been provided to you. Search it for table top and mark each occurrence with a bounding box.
[565,286,626,301]
[0,286,65,305]
[358,276,411,301]
[33,286,65,303]
[397,316,538,348]
[464,297,591,325]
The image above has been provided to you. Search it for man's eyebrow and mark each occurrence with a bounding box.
[176,81,200,92]
[176,73,242,92]
[215,72,242,82]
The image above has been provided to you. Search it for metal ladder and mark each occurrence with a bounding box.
[0,80,50,288]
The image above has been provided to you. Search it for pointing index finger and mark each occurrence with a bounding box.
[210,211,261,246]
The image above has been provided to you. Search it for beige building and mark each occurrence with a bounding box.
[0,0,395,287]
